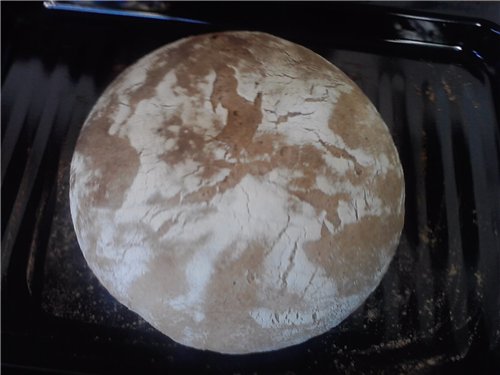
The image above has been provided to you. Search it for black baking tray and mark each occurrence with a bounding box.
[2,2,500,374]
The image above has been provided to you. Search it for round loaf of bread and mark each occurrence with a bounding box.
[69,31,405,354]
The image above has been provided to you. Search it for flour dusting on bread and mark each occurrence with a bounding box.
[70,31,405,354]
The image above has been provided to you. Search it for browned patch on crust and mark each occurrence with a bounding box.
[374,168,405,213]
[161,126,206,165]
[210,65,263,150]
[155,114,182,139]
[130,32,266,108]
[125,231,212,321]
[178,137,355,220]
[318,139,364,175]
[129,63,171,107]
[303,163,404,298]
[200,240,283,350]
[291,189,347,227]
[75,98,140,209]
[305,214,400,297]
[329,89,376,151]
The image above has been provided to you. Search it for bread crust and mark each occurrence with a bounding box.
[69,31,405,354]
